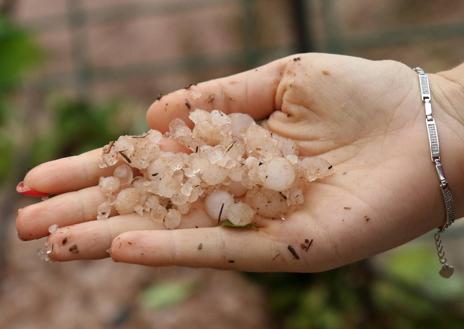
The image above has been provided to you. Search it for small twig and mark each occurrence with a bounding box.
[217,203,225,224]
[119,151,131,163]
[226,141,236,152]
[287,245,300,260]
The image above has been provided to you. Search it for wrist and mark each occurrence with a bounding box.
[428,68,464,220]
[435,63,464,126]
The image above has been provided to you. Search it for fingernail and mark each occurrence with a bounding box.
[16,181,48,197]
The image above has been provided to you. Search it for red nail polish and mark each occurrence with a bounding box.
[16,181,48,197]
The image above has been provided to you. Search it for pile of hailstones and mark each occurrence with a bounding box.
[98,109,332,229]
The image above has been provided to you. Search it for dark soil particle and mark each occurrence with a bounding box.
[287,245,300,260]
[300,239,313,252]
[364,215,370,222]
[69,244,79,254]
[228,260,235,264]
[198,243,203,250]
[293,57,301,61]
[207,94,215,104]
[344,206,351,210]
[61,237,68,245]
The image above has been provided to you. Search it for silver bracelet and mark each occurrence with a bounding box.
[413,67,456,278]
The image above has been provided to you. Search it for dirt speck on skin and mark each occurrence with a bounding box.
[185,100,191,110]
[300,239,313,252]
[127,241,133,245]
[287,245,300,260]
[228,260,235,264]
[198,243,203,250]
[156,93,163,101]
[364,215,370,222]
[322,69,330,75]
[61,237,68,245]
[344,206,351,210]
[293,57,301,62]
[185,83,196,89]
[207,94,215,104]
[68,244,79,254]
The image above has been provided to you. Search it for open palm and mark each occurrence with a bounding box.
[16,53,464,271]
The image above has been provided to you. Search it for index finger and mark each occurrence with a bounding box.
[146,57,288,132]
[22,137,187,195]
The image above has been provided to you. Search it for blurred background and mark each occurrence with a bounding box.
[1,0,464,328]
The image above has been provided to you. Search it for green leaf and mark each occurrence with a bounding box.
[0,16,41,91]
[221,219,254,228]
[139,280,196,310]
[381,243,464,299]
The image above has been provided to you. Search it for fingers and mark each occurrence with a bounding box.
[146,57,288,132]
[110,227,306,272]
[23,148,112,195]
[47,207,215,261]
[48,215,159,260]
[22,137,187,195]
[16,186,104,240]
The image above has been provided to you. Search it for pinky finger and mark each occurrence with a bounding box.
[110,227,305,272]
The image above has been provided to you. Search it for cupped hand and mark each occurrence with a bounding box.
[16,53,464,272]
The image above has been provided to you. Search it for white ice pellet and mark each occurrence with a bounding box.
[204,190,234,222]
[48,224,58,234]
[150,203,168,221]
[98,109,334,233]
[113,164,133,186]
[246,189,288,218]
[225,202,255,226]
[260,157,295,192]
[227,181,247,197]
[114,188,140,215]
[229,112,254,136]
[300,157,332,182]
[97,201,112,220]
[99,176,121,195]
[201,164,228,185]
[164,208,182,229]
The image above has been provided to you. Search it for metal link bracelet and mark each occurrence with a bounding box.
[413,67,456,278]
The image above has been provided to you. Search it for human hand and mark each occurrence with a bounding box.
[16,53,464,271]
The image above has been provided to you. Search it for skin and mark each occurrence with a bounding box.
[16,53,464,272]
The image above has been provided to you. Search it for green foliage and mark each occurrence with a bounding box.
[0,15,41,114]
[0,135,13,182]
[0,15,41,182]
[250,247,464,329]
[30,98,133,167]
[221,219,255,228]
[139,280,197,310]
